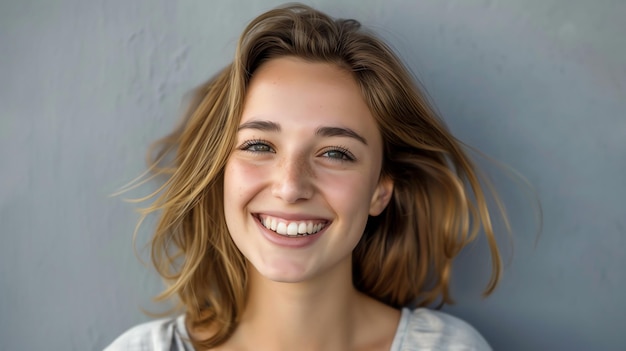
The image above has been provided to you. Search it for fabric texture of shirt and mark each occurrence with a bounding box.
[105,308,491,350]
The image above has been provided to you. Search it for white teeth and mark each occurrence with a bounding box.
[258,215,327,237]
[298,222,307,234]
[287,223,298,236]
[276,222,287,235]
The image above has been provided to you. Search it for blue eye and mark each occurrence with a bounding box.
[239,140,275,153]
[247,144,272,152]
[321,147,355,161]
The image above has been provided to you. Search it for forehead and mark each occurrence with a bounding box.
[240,57,380,142]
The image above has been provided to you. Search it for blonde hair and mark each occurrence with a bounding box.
[132,3,505,348]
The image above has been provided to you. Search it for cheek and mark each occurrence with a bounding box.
[224,159,266,210]
[318,169,377,214]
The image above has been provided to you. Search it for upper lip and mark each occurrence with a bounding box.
[252,211,332,222]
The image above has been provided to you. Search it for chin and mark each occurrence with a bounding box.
[252,260,315,283]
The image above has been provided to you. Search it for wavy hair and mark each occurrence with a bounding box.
[131,3,506,348]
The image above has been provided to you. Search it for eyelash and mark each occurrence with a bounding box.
[237,139,356,162]
[238,139,275,153]
[319,146,355,162]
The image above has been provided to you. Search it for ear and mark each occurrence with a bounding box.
[369,176,394,216]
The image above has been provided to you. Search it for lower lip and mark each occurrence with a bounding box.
[254,216,326,248]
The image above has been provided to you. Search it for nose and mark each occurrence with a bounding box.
[271,153,314,203]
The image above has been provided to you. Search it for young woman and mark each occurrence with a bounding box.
[107,4,504,350]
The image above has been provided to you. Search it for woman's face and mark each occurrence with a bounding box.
[223,57,393,283]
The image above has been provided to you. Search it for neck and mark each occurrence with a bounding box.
[230,259,360,351]
[191,258,401,351]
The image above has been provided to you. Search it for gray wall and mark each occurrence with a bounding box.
[1,0,624,350]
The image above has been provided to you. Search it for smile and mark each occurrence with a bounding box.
[256,214,329,236]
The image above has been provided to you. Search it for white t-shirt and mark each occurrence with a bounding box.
[105,308,491,350]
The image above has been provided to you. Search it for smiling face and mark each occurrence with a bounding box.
[223,57,393,283]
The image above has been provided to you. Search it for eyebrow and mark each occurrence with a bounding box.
[237,120,281,132]
[315,126,368,145]
[237,120,368,145]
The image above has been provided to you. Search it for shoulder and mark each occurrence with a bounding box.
[104,315,192,351]
[394,308,491,351]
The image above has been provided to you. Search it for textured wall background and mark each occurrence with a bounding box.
[1,0,624,350]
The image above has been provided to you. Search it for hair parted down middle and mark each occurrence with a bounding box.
[133,3,505,348]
